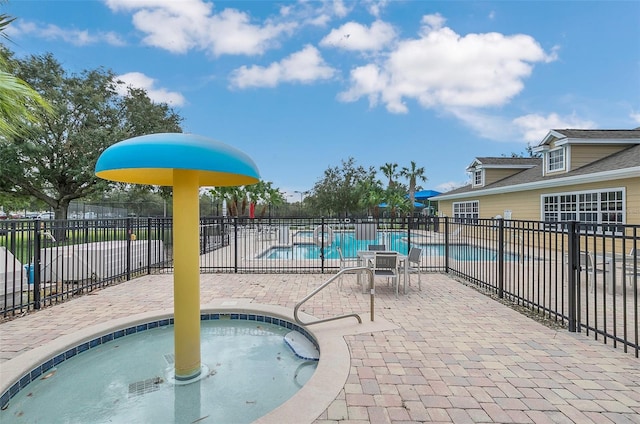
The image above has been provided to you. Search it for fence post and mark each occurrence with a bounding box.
[407,214,412,255]
[320,217,325,273]
[498,218,504,299]
[444,217,450,272]
[33,221,41,310]
[126,218,132,281]
[9,221,16,257]
[233,218,238,273]
[567,221,578,332]
[147,218,152,275]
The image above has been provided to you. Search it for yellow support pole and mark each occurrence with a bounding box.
[172,169,201,380]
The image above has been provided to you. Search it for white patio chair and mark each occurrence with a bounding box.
[579,252,597,293]
[372,252,399,297]
[625,248,636,267]
[623,248,637,279]
[368,244,386,251]
[564,251,597,292]
[336,246,359,290]
[406,247,423,291]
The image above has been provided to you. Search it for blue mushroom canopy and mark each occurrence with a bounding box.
[95,133,260,187]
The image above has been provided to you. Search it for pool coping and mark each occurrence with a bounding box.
[0,299,398,424]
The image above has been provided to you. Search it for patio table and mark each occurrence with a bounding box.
[356,250,408,295]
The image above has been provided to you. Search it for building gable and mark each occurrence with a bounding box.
[465,157,539,188]
[533,128,640,176]
[434,128,640,226]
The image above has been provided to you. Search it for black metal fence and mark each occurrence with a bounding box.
[0,218,173,314]
[1,216,638,356]
[442,218,638,357]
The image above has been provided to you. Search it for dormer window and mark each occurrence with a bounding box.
[547,147,565,172]
[473,169,484,187]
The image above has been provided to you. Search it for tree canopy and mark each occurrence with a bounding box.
[208,181,285,218]
[0,51,182,220]
[304,158,428,219]
[308,157,377,218]
[0,14,52,139]
[401,160,427,214]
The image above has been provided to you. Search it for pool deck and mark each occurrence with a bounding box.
[1,272,639,423]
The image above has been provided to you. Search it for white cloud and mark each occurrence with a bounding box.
[331,0,350,19]
[448,109,597,144]
[338,13,556,114]
[320,20,397,52]
[230,45,336,89]
[436,181,466,193]
[420,13,446,32]
[8,21,125,46]
[364,0,390,18]
[447,108,516,142]
[116,72,186,106]
[512,113,596,143]
[306,0,354,25]
[337,64,388,108]
[630,111,640,125]
[105,0,295,56]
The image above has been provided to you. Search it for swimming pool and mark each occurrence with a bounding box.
[259,231,407,260]
[259,231,517,261]
[2,314,318,423]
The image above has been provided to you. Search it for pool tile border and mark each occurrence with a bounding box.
[0,313,317,410]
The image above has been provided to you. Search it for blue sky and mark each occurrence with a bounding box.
[4,1,640,201]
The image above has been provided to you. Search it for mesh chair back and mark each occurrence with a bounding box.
[408,247,422,263]
[368,244,386,251]
[375,253,398,270]
[336,246,345,261]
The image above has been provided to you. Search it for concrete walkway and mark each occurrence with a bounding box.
[1,272,639,423]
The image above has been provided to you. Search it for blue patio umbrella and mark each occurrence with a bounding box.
[379,202,424,208]
[412,190,441,200]
[406,190,440,216]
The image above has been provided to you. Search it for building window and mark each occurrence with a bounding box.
[547,147,565,172]
[473,170,483,187]
[453,201,479,223]
[542,188,624,233]
[599,190,624,233]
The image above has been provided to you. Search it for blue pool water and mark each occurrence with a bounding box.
[260,231,518,261]
[262,231,406,260]
[3,317,317,424]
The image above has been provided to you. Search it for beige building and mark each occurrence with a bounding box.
[433,129,640,228]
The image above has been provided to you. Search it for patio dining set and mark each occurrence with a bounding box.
[337,244,423,297]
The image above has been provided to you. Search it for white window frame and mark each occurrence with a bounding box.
[546,147,565,173]
[472,169,484,187]
[540,187,625,234]
[453,200,479,223]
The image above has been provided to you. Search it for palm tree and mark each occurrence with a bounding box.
[209,186,244,217]
[356,175,384,219]
[380,163,398,189]
[214,181,284,218]
[400,161,427,215]
[385,187,408,224]
[245,180,284,218]
[0,11,52,138]
[260,183,285,218]
[245,181,263,216]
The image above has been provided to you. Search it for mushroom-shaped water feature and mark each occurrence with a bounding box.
[95,133,259,381]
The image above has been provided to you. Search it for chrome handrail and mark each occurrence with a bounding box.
[294,266,374,326]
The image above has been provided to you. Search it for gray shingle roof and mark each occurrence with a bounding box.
[473,157,540,166]
[439,143,640,197]
[550,129,640,141]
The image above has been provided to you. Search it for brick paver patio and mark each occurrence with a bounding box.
[1,272,639,423]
